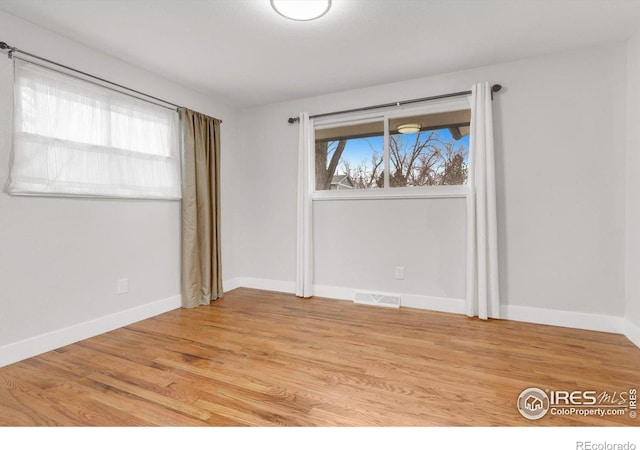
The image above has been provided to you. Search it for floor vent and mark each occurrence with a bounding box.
[354,291,401,309]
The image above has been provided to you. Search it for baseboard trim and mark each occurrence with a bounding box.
[313,284,465,314]
[401,294,465,314]
[4,279,635,369]
[229,280,465,314]
[223,277,243,292]
[500,304,624,334]
[624,319,640,348]
[225,277,295,294]
[227,278,636,346]
[0,295,181,368]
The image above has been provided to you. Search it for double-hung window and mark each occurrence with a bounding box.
[9,60,181,199]
[313,97,470,199]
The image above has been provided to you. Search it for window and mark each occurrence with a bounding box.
[9,60,181,199]
[314,121,383,190]
[313,99,471,198]
[388,109,470,187]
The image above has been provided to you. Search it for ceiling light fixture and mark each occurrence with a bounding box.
[270,0,332,21]
[397,123,421,134]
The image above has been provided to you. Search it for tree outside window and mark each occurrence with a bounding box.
[314,109,470,191]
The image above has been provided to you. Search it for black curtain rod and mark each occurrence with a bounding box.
[0,41,183,112]
[0,40,222,123]
[287,84,502,124]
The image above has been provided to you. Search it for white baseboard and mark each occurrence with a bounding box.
[224,277,295,294]
[223,277,243,292]
[229,280,464,314]
[0,295,181,368]
[624,319,640,348]
[4,278,635,369]
[500,304,624,334]
[311,284,353,302]
[401,294,465,314]
[313,284,465,314]
[225,278,638,349]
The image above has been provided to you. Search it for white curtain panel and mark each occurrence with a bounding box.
[296,112,314,297]
[9,60,181,199]
[466,82,500,319]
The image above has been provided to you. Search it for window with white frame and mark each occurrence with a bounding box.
[9,60,181,199]
[313,98,471,198]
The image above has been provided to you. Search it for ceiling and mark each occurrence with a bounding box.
[1,0,640,108]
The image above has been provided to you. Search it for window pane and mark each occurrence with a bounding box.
[388,110,471,187]
[110,106,174,156]
[18,78,108,147]
[314,121,383,190]
[10,60,181,199]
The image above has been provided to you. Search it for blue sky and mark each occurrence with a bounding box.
[331,129,470,173]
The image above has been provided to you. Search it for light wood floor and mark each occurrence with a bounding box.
[0,288,638,426]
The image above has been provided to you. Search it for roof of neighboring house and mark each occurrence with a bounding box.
[332,174,349,183]
[331,174,354,186]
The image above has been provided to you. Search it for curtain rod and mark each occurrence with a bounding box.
[0,40,222,123]
[0,41,183,112]
[286,84,502,124]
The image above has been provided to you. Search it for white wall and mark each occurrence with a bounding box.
[314,198,466,305]
[238,43,627,321]
[0,11,241,365]
[626,29,640,345]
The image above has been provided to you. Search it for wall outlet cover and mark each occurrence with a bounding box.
[117,278,129,295]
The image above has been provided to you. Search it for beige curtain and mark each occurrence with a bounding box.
[181,108,222,308]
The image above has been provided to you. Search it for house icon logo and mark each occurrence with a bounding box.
[525,395,544,411]
[518,387,550,420]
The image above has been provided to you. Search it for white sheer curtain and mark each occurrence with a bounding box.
[466,82,500,319]
[296,112,314,298]
[9,60,181,199]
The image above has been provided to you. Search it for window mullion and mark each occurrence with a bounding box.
[383,117,390,189]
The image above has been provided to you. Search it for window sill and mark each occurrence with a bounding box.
[311,185,468,201]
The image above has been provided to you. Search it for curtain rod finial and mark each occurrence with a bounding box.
[0,42,15,51]
[0,42,16,58]
[492,84,502,93]
[288,117,299,124]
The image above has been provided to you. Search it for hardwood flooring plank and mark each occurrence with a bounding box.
[87,372,212,422]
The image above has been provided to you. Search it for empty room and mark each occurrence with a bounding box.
[0,0,639,444]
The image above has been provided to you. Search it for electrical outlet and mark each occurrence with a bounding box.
[395,266,405,280]
[117,278,129,295]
